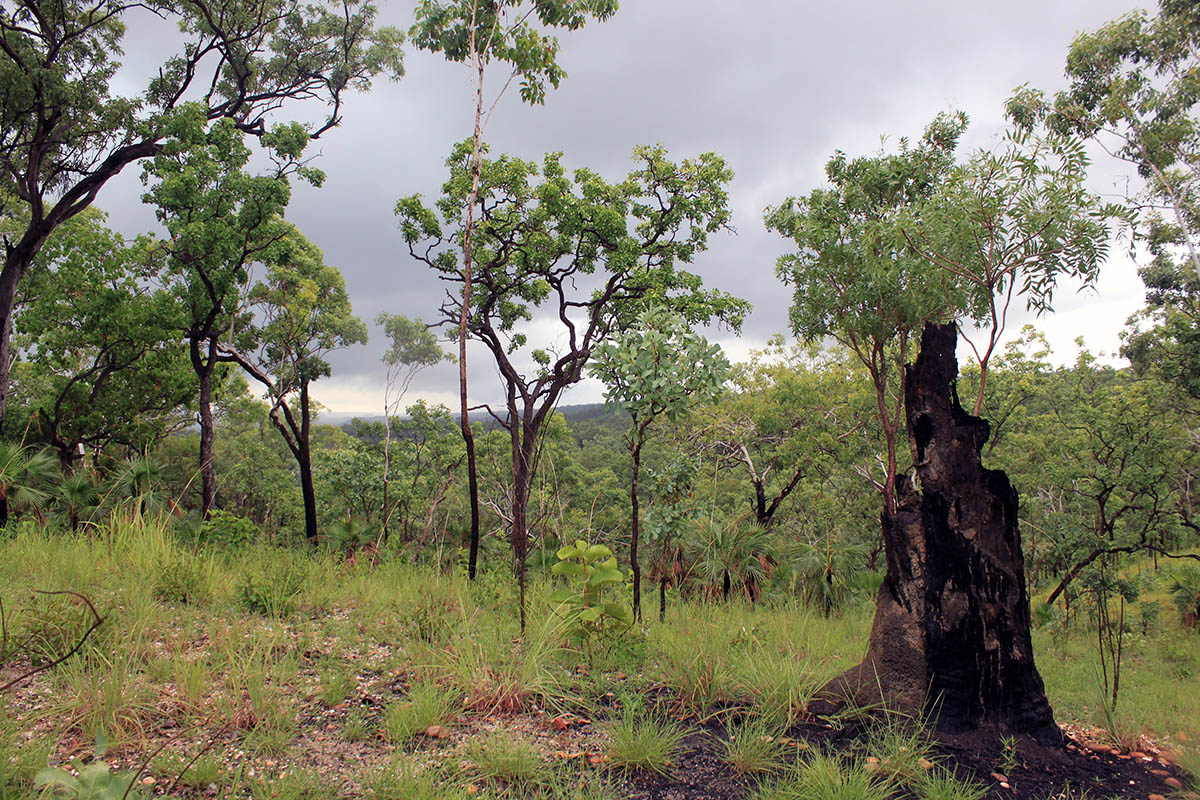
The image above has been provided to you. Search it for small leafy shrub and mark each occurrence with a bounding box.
[152,549,209,605]
[549,539,632,649]
[34,731,146,800]
[383,681,459,743]
[1137,600,1162,636]
[235,554,305,617]
[606,711,685,776]
[198,510,258,548]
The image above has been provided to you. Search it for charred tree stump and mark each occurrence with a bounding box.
[820,322,1058,740]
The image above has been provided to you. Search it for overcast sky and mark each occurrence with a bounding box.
[99,0,1153,418]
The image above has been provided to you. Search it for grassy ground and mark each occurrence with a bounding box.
[1,513,1197,799]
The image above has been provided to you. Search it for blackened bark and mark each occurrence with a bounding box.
[192,336,218,519]
[630,428,645,622]
[820,322,1057,740]
[510,416,536,634]
[297,383,318,545]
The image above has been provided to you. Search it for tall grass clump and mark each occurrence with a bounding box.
[424,611,567,714]
[44,649,157,746]
[383,681,459,743]
[235,547,308,617]
[754,751,892,800]
[722,717,787,776]
[465,730,551,793]
[605,710,686,776]
[366,757,471,800]
[652,615,739,715]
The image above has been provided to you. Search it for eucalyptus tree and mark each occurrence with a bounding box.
[0,0,402,433]
[765,112,967,518]
[589,305,729,622]
[226,225,367,545]
[697,338,867,531]
[142,110,302,519]
[376,315,447,540]
[398,142,747,630]
[410,0,618,579]
[1123,238,1200,399]
[900,123,1115,414]
[1017,1,1200,280]
[13,209,191,469]
[1029,352,1200,608]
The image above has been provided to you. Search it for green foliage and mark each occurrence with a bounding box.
[590,305,730,424]
[767,112,967,348]
[0,443,57,524]
[766,112,967,514]
[549,539,633,643]
[326,518,382,558]
[33,730,144,800]
[198,510,258,548]
[12,209,192,462]
[410,0,618,106]
[911,121,1116,413]
[1032,2,1200,277]
[1123,258,1200,399]
[695,515,774,602]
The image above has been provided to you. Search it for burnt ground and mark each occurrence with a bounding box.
[607,713,1196,800]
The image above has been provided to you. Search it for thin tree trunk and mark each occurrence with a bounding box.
[508,396,540,633]
[630,431,644,622]
[298,383,318,545]
[0,240,40,435]
[192,337,218,519]
[382,389,392,542]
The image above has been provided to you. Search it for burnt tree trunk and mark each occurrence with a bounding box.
[821,322,1057,740]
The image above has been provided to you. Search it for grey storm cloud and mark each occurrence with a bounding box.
[97,0,1151,417]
